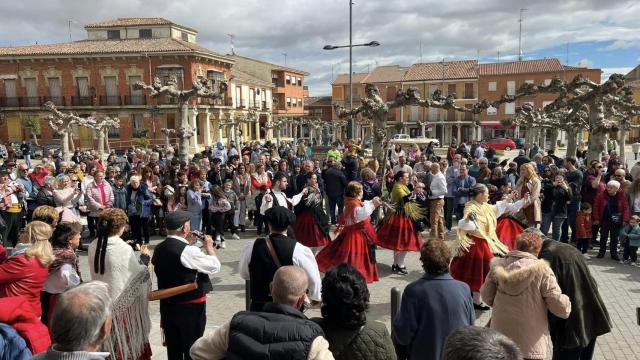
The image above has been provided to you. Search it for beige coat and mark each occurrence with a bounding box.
[480,251,571,359]
[516,177,542,222]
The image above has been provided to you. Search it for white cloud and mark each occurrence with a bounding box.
[0,0,638,95]
[601,67,634,83]
[576,59,594,68]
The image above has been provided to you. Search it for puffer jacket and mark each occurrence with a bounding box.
[0,323,31,360]
[480,251,571,359]
[315,319,396,360]
[85,180,114,217]
[0,246,48,318]
[0,297,51,355]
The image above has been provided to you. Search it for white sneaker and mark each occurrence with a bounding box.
[220,241,227,249]
[582,253,591,260]
[232,234,240,240]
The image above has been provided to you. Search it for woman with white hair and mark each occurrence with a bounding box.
[125,175,153,249]
[593,180,630,260]
[53,175,82,221]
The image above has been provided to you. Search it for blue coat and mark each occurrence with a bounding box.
[0,323,32,360]
[125,182,153,218]
[392,274,475,360]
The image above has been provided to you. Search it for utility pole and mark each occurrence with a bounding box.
[282,53,288,66]
[518,8,527,61]
[227,34,235,55]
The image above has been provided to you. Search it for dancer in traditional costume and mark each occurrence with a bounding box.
[376,171,426,275]
[450,184,525,310]
[292,172,331,251]
[316,181,383,283]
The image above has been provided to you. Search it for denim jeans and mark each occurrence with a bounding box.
[560,200,579,243]
[23,154,31,168]
[541,213,566,241]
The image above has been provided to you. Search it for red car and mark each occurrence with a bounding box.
[485,138,516,151]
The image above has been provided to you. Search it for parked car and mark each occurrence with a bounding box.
[43,144,62,157]
[392,134,411,140]
[485,137,517,151]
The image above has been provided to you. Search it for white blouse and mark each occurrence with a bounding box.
[44,264,81,294]
[346,200,376,225]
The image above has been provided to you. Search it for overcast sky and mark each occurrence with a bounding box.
[1,0,639,95]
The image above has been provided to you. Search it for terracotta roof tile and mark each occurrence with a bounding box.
[229,54,309,76]
[0,38,231,62]
[362,65,407,83]
[231,69,273,88]
[403,60,478,81]
[479,59,565,75]
[304,96,332,106]
[84,17,197,33]
[332,72,369,85]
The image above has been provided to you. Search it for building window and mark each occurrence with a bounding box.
[107,115,120,138]
[139,29,152,39]
[488,82,497,91]
[156,67,184,90]
[133,114,144,129]
[506,81,516,96]
[107,30,120,39]
[524,79,534,84]
[297,78,302,86]
[464,83,474,99]
[286,75,291,85]
[286,97,292,107]
[447,83,456,96]
[181,32,189,41]
[486,105,497,116]
[543,79,552,86]
[505,102,516,115]
[297,98,302,107]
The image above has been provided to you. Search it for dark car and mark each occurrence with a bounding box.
[485,137,517,151]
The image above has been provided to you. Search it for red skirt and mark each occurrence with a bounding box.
[450,235,493,292]
[496,216,526,250]
[375,213,423,251]
[293,211,331,247]
[316,220,379,283]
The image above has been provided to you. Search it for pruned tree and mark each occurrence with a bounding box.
[134,75,227,162]
[43,101,95,162]
[85,116,120,161]
[502,73,640,162]
[160,128,177,150]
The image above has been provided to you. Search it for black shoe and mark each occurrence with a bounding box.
[391,264,398,272]
[611,255,620,261]
[474,303,491,311]
[397,266,409,275]
[240,225,246,233]
[596,253,604,259]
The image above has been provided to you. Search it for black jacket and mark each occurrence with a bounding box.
[539,240,611,350]
[341,155,359,182]
[227,303,324,360]
[322,167,347,198]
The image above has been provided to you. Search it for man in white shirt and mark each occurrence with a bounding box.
[428,163,447,241]
[239,206,322,311]
[152,210,221,359]
[474,143,486,159]
[260,172,305,215]
[393,155,413,177]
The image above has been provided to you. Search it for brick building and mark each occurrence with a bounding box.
[401,60,478,144]
[478,59,601,145]
[625,65,640,142]
[304,95,333,143]
[0,17,310,151]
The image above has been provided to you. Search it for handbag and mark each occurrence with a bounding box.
[611,212,623,225]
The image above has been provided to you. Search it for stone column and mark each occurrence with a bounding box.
[266,114,273,140]
[204,109,212,148]
[189,108,197,152]
[215,110,223,143]
[457,125,461,144]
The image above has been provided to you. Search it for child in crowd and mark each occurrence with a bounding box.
[112,175,127,211]
[576,202,593,258]
[619,215,640,265]
[408,182,430,232]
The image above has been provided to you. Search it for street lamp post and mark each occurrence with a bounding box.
[323,1,379,140]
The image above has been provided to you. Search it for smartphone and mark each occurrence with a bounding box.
[77,182,82,190]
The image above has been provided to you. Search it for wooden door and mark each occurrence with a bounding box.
[79,127,94,149]
[7,117,22,142]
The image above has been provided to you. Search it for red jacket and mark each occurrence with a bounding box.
[592,189,631,225]
[0,296,51,354]
[0,245,49,317]
[575,211,593,238]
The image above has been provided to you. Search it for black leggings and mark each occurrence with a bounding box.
[129,215,149,245]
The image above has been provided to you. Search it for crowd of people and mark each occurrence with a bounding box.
[0,136,627,359]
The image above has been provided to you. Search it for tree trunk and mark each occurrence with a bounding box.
[566,128,579,160]
[105,130,111,155]
[549,129,559,151]
[164,135,171,149]
[618,127,627,168]
[32,133,39,146]
[68,133,75,155]
[96,130,105,162]
[61,132,71,162]
[179,102,190,163]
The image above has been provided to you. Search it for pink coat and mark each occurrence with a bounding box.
[86,180,114,217]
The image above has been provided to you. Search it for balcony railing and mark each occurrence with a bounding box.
[1,96,45,107]
[124,95,146,105]
[156,95,178,105]
[43,96,65,106]
[0,97,20,107]
[208,97,233,106]
[99,96,121,106]
[71,96,92,106]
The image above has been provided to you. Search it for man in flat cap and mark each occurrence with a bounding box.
[151,210,221,360]
[239,206,322,311]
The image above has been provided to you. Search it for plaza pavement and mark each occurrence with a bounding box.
[68,146,640,359]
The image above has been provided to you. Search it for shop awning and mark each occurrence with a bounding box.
[480,121,516,129]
